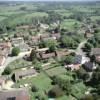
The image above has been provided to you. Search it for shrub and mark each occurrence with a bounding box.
[12,47,20,56]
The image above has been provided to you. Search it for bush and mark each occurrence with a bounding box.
[2,67,12,75]
[31,85,39,92]
[12,47,20,56]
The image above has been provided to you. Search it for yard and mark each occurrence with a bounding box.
[7,58,32,70]
[13,72,53,100]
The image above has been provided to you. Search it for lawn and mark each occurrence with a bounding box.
[45,66,66,77]
[14,72,52,90]
[71,82,87,99]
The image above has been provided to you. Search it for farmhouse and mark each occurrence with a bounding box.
[0,88,29,100]
[14,68,37,82]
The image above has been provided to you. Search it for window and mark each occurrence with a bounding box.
[7,97,16,100]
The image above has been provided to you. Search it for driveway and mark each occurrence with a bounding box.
[76,40,90,64]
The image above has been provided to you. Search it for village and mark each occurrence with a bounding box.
[0,1,100,100]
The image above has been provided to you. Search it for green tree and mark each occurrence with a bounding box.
[30,49,37,61]
[46,40,58,52]
[65,55,74,64]
[12,47,20,56]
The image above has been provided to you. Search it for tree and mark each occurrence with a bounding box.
[60,35,78,49]
[52,75,72,95]
[12,47,20,56]
[48,85,64,98]
[2,67,12,75]
[30,49,37,61]
[85,43,93,51]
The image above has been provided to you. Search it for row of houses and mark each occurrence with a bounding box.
[0,42,11,66]
[35,48,71,60]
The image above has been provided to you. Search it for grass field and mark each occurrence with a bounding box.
[61,19,81,31]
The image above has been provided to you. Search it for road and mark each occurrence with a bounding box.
[76,39,90,64]
[0,51,31,75]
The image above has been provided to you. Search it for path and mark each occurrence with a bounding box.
[0,51,31,75]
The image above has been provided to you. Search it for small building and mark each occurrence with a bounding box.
[91,48,100,63]
[0,88,30,100]
[14,68,37,82]
[83,62,94,72]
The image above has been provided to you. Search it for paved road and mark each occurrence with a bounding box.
[0,51,31,75]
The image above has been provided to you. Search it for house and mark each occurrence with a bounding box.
[11,37,24,47]
[39,52,56,60]
[65,55,83,71]
[50,33,61,40]
[14,68,37,82]
[0,88,29,100]
[83,62,94,72]
[55,49,71,59]
[91,48,100,63]
[16,43,30,52]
